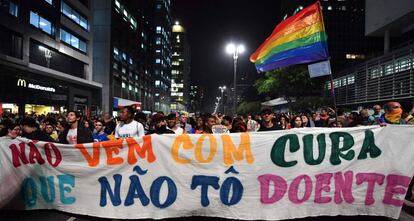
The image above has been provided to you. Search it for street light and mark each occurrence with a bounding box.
[226,43,244,116]
[218,86,226,114]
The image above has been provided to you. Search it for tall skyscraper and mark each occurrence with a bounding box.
[0,0,101,116]
[153,0,172,114]
[93,0,154,114]
[171,21,190,112]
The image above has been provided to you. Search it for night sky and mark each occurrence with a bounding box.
[172,0,282,112]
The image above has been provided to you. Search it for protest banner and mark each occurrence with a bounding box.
[0,125,413,220]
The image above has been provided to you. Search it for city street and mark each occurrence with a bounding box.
[1,0,414,220]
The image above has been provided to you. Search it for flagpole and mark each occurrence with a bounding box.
[329,69,338,124]
[317,1,338,124]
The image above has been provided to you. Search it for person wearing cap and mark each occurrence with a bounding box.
[148,113,174,135]
[258,109,282,131]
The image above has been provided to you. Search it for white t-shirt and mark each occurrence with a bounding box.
[167,126,184,135]
[115,120,145,138]
[67,128,78,144]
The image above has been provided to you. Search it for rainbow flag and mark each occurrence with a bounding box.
[250,1,329,72]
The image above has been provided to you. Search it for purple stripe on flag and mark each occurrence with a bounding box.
[255,42,329,72]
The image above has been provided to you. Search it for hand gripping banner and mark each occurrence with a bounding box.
[1,125,413,220]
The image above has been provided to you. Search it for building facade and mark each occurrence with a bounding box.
[189,85,204,113]
[171,22,190,112]
[326,0,414,108]
[93,0,155,114]
[153,0,172,114]
[0,0,101,116]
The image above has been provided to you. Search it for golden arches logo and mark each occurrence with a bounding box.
[17,79,26,87]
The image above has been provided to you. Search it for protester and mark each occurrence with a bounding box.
[368,104,382,125]
[148,113,174,135]
[115,106,145,138]
[44,123,58,141]
[135,112,150,134]
[166,113,184,134]
[20,117,54,142]
[0,121,20,139]
[93,120,109,142]
[204,115,217,134]
[102,112,117,135]
[231,120,247,133]
[83,119,93,132]
[379,101,405,125]
[291,116,303,128]
[401,101,414,125]
[315,107,331,127]
[278,114,290,130]
[179,111,193,134]
[194,116,205,134]
[60,111,93,144]
[258,109,281,131]
[301,115,310,127]
[222,115,233,131]
[246,114,260,132]
[359,109,370,126]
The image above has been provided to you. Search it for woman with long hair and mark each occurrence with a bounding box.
[290,115,303,128]
[278,115,290,130]
[0,121,21,139]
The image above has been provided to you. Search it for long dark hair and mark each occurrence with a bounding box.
[0,120,18,137]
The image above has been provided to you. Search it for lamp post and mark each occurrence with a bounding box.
[218,85,226,114]
[226,43,245,116]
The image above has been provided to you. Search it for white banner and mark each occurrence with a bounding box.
[1,125,414,220]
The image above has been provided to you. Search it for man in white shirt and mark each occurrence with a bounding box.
[115,106,145,138]
[166,113,184,135]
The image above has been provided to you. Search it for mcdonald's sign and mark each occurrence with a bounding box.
[17,78,27,87]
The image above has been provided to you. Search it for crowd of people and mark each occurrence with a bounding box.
[0,100,414,215]
[0,100,413,145]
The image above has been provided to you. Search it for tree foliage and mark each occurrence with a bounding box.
[255,65,326,100]
[236,101,262,115]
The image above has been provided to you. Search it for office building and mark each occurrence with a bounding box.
[171,21,190,112]
[93,0,155,114]
[0,0,101,116]
[153,0,172,114]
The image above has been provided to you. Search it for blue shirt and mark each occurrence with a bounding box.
[93,133,109,142]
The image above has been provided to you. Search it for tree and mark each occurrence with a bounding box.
[236,101,262,115]
[255,65,328,103]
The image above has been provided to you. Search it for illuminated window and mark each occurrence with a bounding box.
[30,11,53,35]
[60,28,87,52]
[9,1,18,17]
[61,1,88,30]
